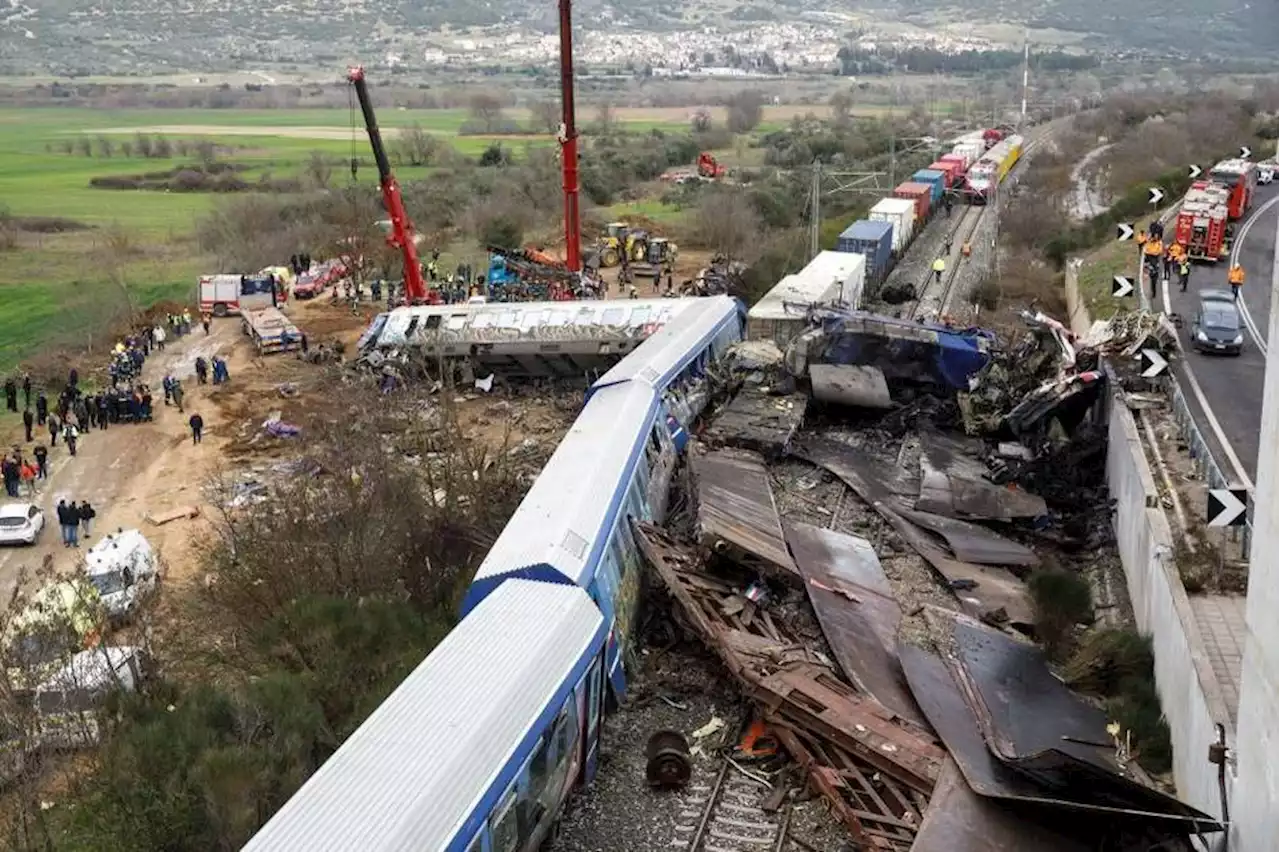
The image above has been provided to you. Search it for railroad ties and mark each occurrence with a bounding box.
[677,762,788,852]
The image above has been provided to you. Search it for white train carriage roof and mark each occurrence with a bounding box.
[243,579,606,852]
[374,298,699,348]
[462,381,659,613]
[588,295,742,396]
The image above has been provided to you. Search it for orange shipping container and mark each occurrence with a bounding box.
[893,182,933,224]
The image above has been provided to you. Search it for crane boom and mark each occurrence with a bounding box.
[346,65,429,304]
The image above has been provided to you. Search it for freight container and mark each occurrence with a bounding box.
[836,220,893,287]
[912,169,946,205]
[868,198,917,254]
[931,159,964,189]
[747,250,866,344]
[893,181,933,224]
[952,141,983,169]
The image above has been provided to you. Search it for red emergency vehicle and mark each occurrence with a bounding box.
[1174,182,1230,262]
[1207,158,1257,220]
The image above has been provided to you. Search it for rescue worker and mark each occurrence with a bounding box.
[961,241,972,259]
[1178,256,1191,293]
[1228,264,1245,301]
[1149,219,1164,242]
[1135,229,1147,249]
[21,408,33,443]
[1143,237,1163,295]
[189,412,204,445]
[1163,243,1176,282]
[944,237,953,256]
[932,257,946,284]
[944,193,954,218]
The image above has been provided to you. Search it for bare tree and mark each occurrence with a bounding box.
[529,99,562,134]
[468,93,505,134]
[690,107,713,133]
[306,151,333,189]
[94,135,114,158]
[594,101,616,132]
[690,186,762,263]
[726,90,765,133]
[75,136,93,157]
[194,138,218,169]
[829,91,854,128]
[392,124,442,167]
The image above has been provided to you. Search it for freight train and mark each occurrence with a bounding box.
[243,295,746,852]
[835,128,1024,293]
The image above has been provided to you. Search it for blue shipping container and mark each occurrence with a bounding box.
[836,220,893,285]
[912,169,946,206]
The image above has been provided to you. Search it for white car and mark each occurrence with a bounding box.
[1258,160,1277,185]
[0,504,45,546]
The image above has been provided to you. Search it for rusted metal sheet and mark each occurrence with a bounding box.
[900,609,1223,841]
[785,521,930,729]
[634,522,942,797]
[705,387,808,457]
[911,759,1092,852]
[794,439,1034,631]
[896,507,1038,568]
[693,449,797,577]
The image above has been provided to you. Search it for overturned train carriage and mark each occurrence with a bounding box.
[462,295,746,699]
[357,298,706,380]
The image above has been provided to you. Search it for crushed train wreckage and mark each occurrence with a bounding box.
[629,305,1212,851]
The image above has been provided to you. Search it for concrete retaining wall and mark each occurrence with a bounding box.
[1104,383,1234,826]
[1066,263,1234,834]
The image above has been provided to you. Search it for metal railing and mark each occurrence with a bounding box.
[1164,374,1252,557]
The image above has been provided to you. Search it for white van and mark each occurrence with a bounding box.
[84,530,159,625]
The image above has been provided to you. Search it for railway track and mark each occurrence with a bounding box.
[909,203,987,321]
[905,125,1055,323]
[677,761,789,852]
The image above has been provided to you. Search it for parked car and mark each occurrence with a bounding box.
[1191,289,1245,355]
[83,529,159,625]
[0,503,44,546]
[1257,160,1276,185]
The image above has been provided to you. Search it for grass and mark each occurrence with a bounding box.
[1074,211,1168,320]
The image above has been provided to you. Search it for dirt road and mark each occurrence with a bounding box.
[0,323,239,598]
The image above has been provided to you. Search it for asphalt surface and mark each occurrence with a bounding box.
[1161,182,1276,483]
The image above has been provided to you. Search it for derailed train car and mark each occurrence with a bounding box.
[245,295,745,852]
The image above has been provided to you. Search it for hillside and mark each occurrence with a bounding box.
[0,0,1275,77]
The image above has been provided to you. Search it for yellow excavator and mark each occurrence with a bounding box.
[593,222,634,268]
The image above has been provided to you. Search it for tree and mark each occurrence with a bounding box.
[594,101,616,132]
[468,93,505,134]
[393,124,442,167]
[306,151,333,190]
[829,91,854,128]
[530,99,561,134]
[726,90,765,133]
[195,138,218,169]
[690,108,713,133]
[690,186,762,264]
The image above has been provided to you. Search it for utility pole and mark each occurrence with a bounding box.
[809,160,822,258]
[1019,30,1030,134]
[1233,177,1280,844]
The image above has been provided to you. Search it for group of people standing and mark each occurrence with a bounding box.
[1,444,47,497]
[55,499,96,548]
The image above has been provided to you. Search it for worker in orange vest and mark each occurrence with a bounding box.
[1143,237,1163,293]
[1228,264,1245,300]
[1135,230,1147,248]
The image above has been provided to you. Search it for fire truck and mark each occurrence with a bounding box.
[1207,158,1257,220]
[1174,182,1230,262]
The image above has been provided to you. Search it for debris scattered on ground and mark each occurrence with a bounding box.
[146,505,200,526]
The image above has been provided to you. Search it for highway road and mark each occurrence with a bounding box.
[1162,182,1277,486]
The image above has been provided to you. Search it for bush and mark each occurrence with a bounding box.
[1065,628,1172,774]
[1028,567,1093,659]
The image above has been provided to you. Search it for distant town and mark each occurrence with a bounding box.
[410,21,1004,76]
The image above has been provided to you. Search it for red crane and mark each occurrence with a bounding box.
[346,65,431,304]
[558,0,581,272]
